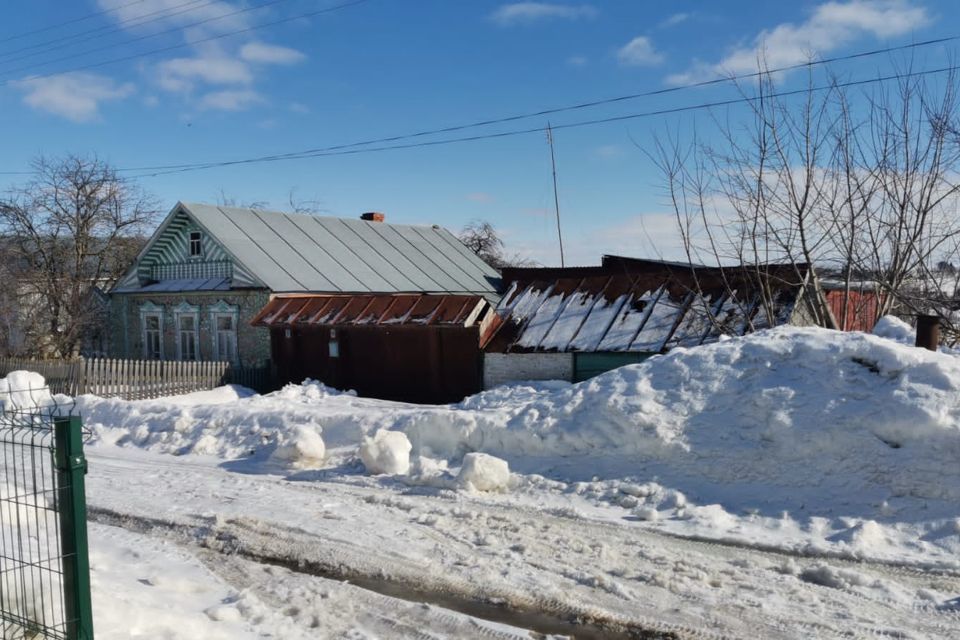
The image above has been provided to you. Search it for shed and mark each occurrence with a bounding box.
[481,256,819,387]
[252,294,492,403]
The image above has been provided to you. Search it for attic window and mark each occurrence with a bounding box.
[189,231,203,257]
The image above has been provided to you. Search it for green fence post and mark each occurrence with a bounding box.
[54,416,95,640]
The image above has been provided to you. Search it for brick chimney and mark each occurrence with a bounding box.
[361,212,385,223]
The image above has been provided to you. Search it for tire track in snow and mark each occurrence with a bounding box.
[84,450,960,639]
[86,506,682,640]
[192,548,540,640]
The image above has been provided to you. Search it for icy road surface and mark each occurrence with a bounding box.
[85,446,960,639]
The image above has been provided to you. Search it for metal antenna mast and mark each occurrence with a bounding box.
[546,122,566,267]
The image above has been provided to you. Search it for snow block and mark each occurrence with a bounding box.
[271,425,326,468]
[360,429,412,475]
[457,452,511,492]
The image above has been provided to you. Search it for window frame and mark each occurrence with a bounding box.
[174,302,200,361]
[188,230,203,258]
[139,302,164,361]
[209,301,240,364]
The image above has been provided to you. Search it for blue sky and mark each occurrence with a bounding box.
[0,0,954,264]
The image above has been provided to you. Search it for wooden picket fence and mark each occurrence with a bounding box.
[0,356,274,400]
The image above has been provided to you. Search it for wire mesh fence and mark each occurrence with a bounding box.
[0,388,93,639]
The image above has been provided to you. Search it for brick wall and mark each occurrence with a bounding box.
[108,290,271,367]
[483,353,573,389]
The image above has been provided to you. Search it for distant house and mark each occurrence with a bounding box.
[110,202,501,400]
[480,255,876,387]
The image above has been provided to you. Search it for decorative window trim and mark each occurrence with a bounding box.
[209,300,240,363]
[173,301,200,361]
[139,302,164,361]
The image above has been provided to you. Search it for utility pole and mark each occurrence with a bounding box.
[546,122,566,267]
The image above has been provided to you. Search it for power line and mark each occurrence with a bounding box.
[227,34,960,166]
[113,35,960,174]
[0,0,151,45]
[0,0,296,80]
[126,63,960,179]
[0,0,219,64]
[0,0,368,86]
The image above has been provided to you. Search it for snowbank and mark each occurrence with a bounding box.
[72,380,378,460]
[43,326,960,534]
[359,430,412,475]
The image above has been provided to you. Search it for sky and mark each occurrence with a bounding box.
[0,0,955,265]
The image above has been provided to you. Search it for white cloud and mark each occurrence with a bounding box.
[13,72,134,122]
[567,55,588,67]
[510,213,689,266]
[97,1,299,112]
[289,102,310,113]
[156,48,252,93]
[96,0,249,37]
[660,12,690,28]
[467,192,495,203]
[239,42,306,65]
[617,36,664,67]
[197,89,264,111]
[668,0,930,85]
[490,3,597,26]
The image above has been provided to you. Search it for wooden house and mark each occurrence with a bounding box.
[110,202,501,401]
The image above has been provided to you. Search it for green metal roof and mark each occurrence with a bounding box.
[120,202,502,297]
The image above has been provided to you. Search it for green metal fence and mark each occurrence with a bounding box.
[0,393,93,640]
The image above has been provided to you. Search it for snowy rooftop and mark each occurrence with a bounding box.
[482,257,809,353]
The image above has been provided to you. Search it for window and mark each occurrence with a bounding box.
[189,231,203,257]
[143,314,162,360]
[214,314,238,363]
[178,315,198,360]
[210,300,239,363]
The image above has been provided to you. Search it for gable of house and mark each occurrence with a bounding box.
[114,206,263,292]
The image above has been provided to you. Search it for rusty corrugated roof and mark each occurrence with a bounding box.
[482,259,808,353]
[251,294,490,328]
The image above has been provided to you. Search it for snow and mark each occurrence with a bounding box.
[271,424,326,468]
[359,429,412,475]
[597,289,658,350]
[7,324,960,637]
[0,370,52,411]
[457,452,511,492]
[873,314,917,343]
[568,293,629,351]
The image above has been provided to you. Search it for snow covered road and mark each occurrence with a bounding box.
[84,446,960,639]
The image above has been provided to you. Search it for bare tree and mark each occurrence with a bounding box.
[0,155,158,357]
[458,219,537,269]
[215,188,267,210]
[656,60,960,341]
[287,188,326,215]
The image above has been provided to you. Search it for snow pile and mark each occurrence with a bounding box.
[51,326,960,525]
[414,326,960,502]
[359,429,412,475]
[456,453,511,492]
[872,315,915,344]
[270,425,326,468]
[0,370,53,412]
[73,381,382,460]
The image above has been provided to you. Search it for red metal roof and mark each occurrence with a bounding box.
[251,294,489,328]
